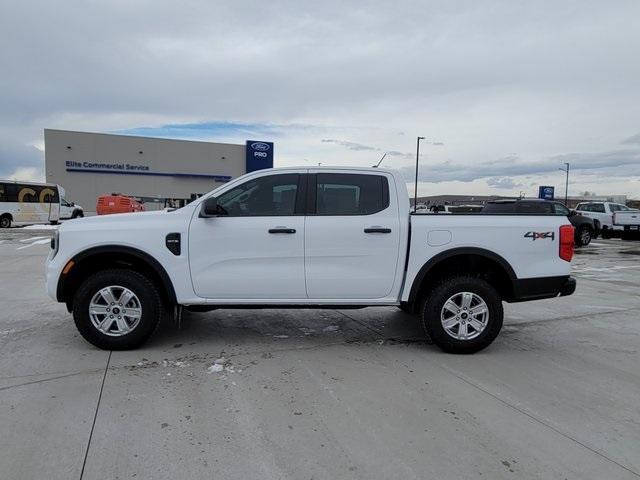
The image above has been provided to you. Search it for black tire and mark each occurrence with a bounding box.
[72,210,84,218]
[601,228,611,239]
[50,220,59,225]
[576,225,592,246]
[73,269,162,350]
[421,276,503,354]
[0,215,11,228]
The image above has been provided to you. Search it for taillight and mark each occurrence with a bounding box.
[559,224,574,262]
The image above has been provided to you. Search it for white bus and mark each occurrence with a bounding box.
[0,181,61,228]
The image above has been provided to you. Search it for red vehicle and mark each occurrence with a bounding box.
[96,194,145,215]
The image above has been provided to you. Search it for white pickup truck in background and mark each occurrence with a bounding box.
[46,167,576,354]
[575,201,635,238]
[613,209,640,238]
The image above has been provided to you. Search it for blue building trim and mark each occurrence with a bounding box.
[66,168,232,182]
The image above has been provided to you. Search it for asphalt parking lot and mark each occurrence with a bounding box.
[1,227,639,480]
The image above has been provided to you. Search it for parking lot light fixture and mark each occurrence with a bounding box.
[414,136,425,213]
[559,163,570,205]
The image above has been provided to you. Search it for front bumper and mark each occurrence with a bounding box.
[509,275,576,302]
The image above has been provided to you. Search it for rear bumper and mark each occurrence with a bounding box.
[509,275,576,302]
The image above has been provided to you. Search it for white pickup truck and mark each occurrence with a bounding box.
[46,167,576,353]
[613,209,640,238]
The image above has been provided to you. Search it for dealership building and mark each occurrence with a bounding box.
[44,129,274,214]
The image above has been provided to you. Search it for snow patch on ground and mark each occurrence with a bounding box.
[16,238,51,250]
[22,224,60,230]
[20,236,48,242]
[207,363,224,373]
[322,325,340,333]
[273,334,289,339]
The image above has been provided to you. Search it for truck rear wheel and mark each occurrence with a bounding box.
[0,215,11,228]
[576,225,592,246]
[421,276,503,354]
[72,269,162,350]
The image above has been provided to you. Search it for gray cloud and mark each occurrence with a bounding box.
[321,139,377,151]
[486,177,522,189]
[399,148,640,183]
[621,133,640,145]
[0,138,43,178]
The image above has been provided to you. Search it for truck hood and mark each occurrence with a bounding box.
[60,209,180,233]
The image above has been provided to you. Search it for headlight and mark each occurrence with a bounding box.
[50,230,59,258]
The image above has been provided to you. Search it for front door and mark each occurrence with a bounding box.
[304,171,401,299]
[189,172,307,299]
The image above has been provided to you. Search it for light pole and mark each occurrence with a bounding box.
[559,162,569,205]
[414,136,425,213]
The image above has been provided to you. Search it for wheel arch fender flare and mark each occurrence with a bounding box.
[57,245,177,305]
[407,247,517,305]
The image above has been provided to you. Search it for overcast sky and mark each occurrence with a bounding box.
[1,0,639,198]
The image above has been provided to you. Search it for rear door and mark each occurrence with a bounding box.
[304,171,401,299]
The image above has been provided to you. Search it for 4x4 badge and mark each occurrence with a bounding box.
[524,231,555,241]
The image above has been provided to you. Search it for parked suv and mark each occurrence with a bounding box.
[482,199,598,246]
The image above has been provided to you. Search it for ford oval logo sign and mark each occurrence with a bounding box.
[251,142,270,151]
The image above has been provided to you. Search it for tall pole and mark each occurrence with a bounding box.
[564,162,569,205]
[414,136,425,213]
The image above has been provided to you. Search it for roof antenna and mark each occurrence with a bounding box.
[373,152,387,168]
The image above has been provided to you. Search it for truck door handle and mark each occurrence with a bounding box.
[268,227,296,234]
[364,227,392,234]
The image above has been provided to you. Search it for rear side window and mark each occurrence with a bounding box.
[0,184,6,202]
[517,202,553,214]
[314,173,389,215]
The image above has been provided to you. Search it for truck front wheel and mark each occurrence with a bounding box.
[421,276,503,354]
[72,269,162,350]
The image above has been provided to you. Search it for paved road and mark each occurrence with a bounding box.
[1,227,640,479]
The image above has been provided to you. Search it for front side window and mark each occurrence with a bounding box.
[315,173,388,215]
[591,203,606,213]
[216,174,299,216]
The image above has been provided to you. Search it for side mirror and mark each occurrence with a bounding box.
[568,210,577,217]
[71,202,75,206]
[199,197,219,218]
